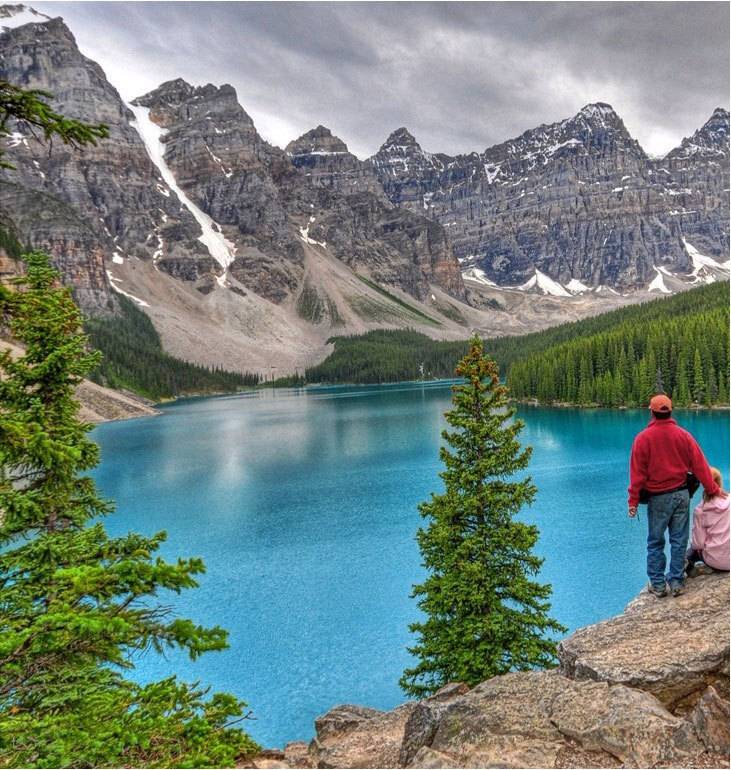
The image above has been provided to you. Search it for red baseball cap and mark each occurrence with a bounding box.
[649,394,672,412]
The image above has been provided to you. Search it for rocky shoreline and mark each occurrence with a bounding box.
[248,573,729,769]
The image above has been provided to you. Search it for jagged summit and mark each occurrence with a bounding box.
[286,125,350,156]
[132,78,195,108]
[379,126,421,151]
[666,106,730,160]
[576,101,619,120]
[387,126,417,143]
[0,4,52,31]
[133,80,253,135]
[700,107,729,137]
[133,80,240,109]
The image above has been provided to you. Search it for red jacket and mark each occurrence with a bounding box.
[628,417,720,507]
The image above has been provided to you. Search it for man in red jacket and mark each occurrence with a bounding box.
[628,394,722,597]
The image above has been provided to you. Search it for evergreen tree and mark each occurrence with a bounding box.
[692,348,706,405]
[400,336,565,698]
[0,253,258,767]
[655,367,665,395]
[718,368,729,405]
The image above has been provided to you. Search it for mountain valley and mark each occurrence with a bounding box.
[0,4,728,381]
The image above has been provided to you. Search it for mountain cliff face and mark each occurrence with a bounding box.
[0,6,465,315]
[132,79,304,303]
[132,79,468,304]
[0,8,214,312]
[284,125,465,301]
[0,3,727,378]
[658,107,730,265]
[368,104,730,292]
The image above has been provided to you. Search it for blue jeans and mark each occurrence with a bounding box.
[646,489,690,588]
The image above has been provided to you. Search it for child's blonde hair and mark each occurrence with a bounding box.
[704,467,723,503]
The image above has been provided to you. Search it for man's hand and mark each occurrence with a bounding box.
[628,505,638,518]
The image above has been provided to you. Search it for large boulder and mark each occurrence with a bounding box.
[399,683,470,767]
[309,703,416,768]
[689,686,730,756]
[406,671,703,769]
[558,572,730,709]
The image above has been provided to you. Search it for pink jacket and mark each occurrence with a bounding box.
[691,496,730,571]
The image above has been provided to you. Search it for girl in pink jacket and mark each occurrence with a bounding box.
[687,467,730,574]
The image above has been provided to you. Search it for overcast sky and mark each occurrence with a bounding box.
[36,1,730,158]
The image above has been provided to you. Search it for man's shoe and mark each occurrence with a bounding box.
[685,560,699,578]
[670,581,685,597]
[648,582,667,598]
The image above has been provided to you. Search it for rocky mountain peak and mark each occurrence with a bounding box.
[666,106,730,161]
[369,126,442,181]
[286,125,349,157]
[135,78,195,107]
[698,107,729,143]
[0,4,52,31]
[576,101,620,123]
[134,80,254,133]
[564,101,641,149]
[380,126,421,152]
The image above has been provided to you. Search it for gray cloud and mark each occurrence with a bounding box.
[36,1,729,158]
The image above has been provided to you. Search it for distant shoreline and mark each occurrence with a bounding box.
[92,379,730,426]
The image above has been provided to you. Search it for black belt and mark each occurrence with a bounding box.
[648,483,688,497]
[640,482,688,503]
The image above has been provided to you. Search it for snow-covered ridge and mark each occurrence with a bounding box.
[0,4,51,32]
[128,103,236,271]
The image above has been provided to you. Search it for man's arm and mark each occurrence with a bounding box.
[687,434,722,497]
[628,434,648,512]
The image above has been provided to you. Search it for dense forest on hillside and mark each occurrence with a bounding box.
[305,283,730,407]
[507,282,729,407]
[85,296,259,400]
[1,235,257,401]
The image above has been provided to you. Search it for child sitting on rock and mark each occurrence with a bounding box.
[686,467,729,576]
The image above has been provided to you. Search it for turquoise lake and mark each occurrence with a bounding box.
[91,383,730,747]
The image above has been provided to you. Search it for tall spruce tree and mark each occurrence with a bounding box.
[0,254,258,767]
[400,336,565,698]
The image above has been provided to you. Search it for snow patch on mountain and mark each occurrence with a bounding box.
[519,269,571,297]
[648,267,671,294]
[682,237,729,282]
[462,267,497,287]
[0,4,51,32]
[566,278,590,294]
[128,103,236,270]
[106,270,150,307]
[299,216,326,247]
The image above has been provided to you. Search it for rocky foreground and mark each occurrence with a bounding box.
[250,573,729,769]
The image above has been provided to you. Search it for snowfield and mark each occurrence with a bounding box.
[128,103,236,270]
